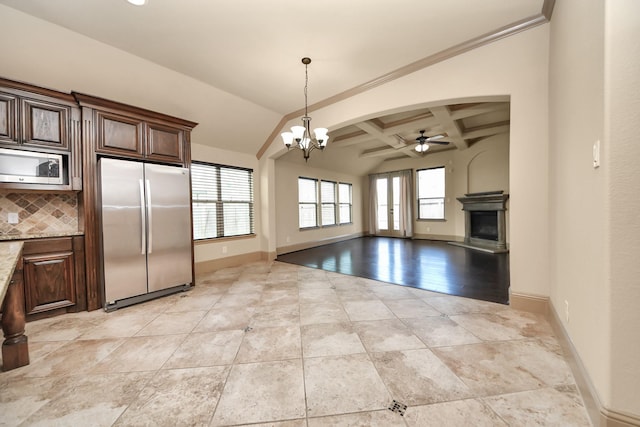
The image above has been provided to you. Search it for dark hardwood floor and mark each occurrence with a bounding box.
[277,236,510,304]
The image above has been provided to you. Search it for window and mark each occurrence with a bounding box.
[338,183,352,224]
[417,166,445,219]
[298,178,353,229]
[298,177,318,228]
[191,162,254,239]
[321,180,337,226]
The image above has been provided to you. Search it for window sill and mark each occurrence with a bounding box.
[417,218,447,222]
[194,234,256,244]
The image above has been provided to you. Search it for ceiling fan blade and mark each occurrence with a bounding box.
[428,140,450,145]
[426,134,445,141]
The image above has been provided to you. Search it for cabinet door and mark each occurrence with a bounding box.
[0,92,18,144]
[23,251,76,315]
[145,122,184,163]
[96,110,144,158]
[21,98,70,150]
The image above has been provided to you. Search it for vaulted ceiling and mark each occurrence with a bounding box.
[0,0,549,173]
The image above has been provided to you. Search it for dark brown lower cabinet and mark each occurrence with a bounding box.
[22,236,86,320]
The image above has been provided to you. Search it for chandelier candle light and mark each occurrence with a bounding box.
[281,57,329,161]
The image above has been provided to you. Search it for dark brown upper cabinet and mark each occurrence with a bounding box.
[21,98,71,150]
[0,78,82,191]
[77,93,193,165]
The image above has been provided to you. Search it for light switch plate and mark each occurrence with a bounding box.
[593,140,601,168]
[8,212,19,224]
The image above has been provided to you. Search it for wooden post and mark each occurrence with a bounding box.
[2,261,29,371]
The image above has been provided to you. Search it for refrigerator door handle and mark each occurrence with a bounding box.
[146,179,153,254]
[139,179,146,255]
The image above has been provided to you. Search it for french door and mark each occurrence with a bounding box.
[375,173,404,237]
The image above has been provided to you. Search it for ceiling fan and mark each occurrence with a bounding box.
[415,130,449,153]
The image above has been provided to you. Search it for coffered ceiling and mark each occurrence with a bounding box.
[329,99,510,162]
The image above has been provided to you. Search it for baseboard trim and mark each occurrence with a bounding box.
[509,292,549,315]
[194,251,268,275]
[547,301,640,427]
[276,232,364,256]
[412,233,461,242]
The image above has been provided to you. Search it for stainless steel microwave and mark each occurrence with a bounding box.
[0,147,64,185]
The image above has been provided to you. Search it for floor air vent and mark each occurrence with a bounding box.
[388,400,407,416]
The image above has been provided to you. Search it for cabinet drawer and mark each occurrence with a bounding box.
[23,237,72,255]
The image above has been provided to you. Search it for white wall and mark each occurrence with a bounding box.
[274,158,364,251]
[549,0,640,418]
[604,0,640,417]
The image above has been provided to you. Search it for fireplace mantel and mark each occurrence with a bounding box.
[452,191,509,253]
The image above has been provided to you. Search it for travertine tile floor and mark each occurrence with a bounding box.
[0,261,592,426]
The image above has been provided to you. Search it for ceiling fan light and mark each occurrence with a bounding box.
[281,132,294,147]
[415,143,429,153]
[126,0,147,5]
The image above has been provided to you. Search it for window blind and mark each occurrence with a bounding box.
[191,162,254,239]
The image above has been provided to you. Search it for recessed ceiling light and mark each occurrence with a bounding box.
[126,0,147,6]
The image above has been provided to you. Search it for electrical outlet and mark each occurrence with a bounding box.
[222,246,228,254]
[564,300,570,323]
[7,212,19,224]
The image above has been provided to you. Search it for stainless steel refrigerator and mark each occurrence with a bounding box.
[98,158,192,310]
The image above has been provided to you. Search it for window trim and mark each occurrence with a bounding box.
[320,179,337,227]
[191,161,254,240]
[298,176,354,230]
[416,166,446,220]
[338,182,353,225]
[298,176,319,229]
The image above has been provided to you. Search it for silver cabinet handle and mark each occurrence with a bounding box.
[146,179,153,254]
[139,179,146,255]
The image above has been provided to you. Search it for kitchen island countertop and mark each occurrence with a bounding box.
[0,240,24,303]
[0,230,84,242]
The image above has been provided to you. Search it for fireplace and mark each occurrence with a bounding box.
[470,211,499,241]
[452,191,509,253]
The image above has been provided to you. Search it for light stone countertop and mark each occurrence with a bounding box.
[0,230,84,242]
[0,240,23,304]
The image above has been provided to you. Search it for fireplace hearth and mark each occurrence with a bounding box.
[451,191,509,253]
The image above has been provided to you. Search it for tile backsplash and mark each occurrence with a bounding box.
[0,192,79,235]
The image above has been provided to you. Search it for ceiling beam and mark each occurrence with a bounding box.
[359,146,401,158]
[462,122,510,139]
[355,120,404,148]
[449,102,509,120]
[429,106,468,150]
[331,131,377,147]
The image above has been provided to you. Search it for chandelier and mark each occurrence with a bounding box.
[281,57,329,161]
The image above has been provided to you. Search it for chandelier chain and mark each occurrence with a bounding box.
[304,62,309,117]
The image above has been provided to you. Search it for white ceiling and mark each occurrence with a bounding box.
[0,0,547,174]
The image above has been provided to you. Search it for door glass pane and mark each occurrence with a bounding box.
[376,178,388,230]
[392,176,400,231]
